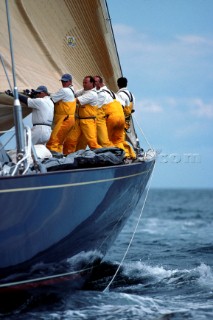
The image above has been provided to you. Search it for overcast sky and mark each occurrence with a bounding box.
[107,0,213,189]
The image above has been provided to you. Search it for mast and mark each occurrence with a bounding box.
[5,0,26,172]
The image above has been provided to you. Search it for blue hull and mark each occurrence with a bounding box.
[0,160,154,289]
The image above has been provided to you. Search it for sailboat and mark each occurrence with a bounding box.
[0,0,156,291]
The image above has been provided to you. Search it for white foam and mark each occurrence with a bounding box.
[197,263,213,288]
[122,261,176,280]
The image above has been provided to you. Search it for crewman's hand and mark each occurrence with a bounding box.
[5,89,13,97]
[23,89,31,96]
[23,89,36,98]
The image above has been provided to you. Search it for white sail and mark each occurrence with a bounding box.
[0,0,122,131]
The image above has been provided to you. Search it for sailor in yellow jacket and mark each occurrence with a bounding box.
[116,77,136,159]
[46,74,76,155]
[93,83,134,159]
[63,76,102,154]
[116,77,135,130]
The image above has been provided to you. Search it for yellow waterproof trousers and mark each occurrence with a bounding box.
[104,100,126,152]
[104,100,136,158]
[46,114,75,153]
[46,100,76,153]
[106,115,125,151]
[123,124,136,159]
[63,104,101,154]
[123,140,136,159]
[76,133,87,151]
[123,104,133,130]
[63,119,81,154]
[97,107,114,147]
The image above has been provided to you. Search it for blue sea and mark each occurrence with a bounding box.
[1,189,213,319]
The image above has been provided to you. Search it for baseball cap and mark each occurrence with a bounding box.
[60,73,72,82]
[34,85,48,93]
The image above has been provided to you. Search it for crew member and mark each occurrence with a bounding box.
[116,76,135,130]
[6,85,54,145]
[63,76,101,154]
[98,86,126,153]
[46,73,76,155]
[117,77,136,159]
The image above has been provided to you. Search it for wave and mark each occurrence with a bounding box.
[1,260,212,319]
[86,260,213,294]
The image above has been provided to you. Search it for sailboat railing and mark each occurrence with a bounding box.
[10,126,32,176]
[0,124,46,176]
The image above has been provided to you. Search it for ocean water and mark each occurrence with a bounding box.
[1,189,213,320]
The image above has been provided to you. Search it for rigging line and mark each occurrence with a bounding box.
[0,129,15,134]
[132,114,153,150]
[103,161,156,292]
[0,132,15,150]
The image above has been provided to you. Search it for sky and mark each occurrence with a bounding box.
[107,0,213,189]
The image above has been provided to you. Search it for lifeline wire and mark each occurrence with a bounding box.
[103,160,156,292]
[0,132,15,150]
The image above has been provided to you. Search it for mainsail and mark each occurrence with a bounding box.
[0,0,122,131]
